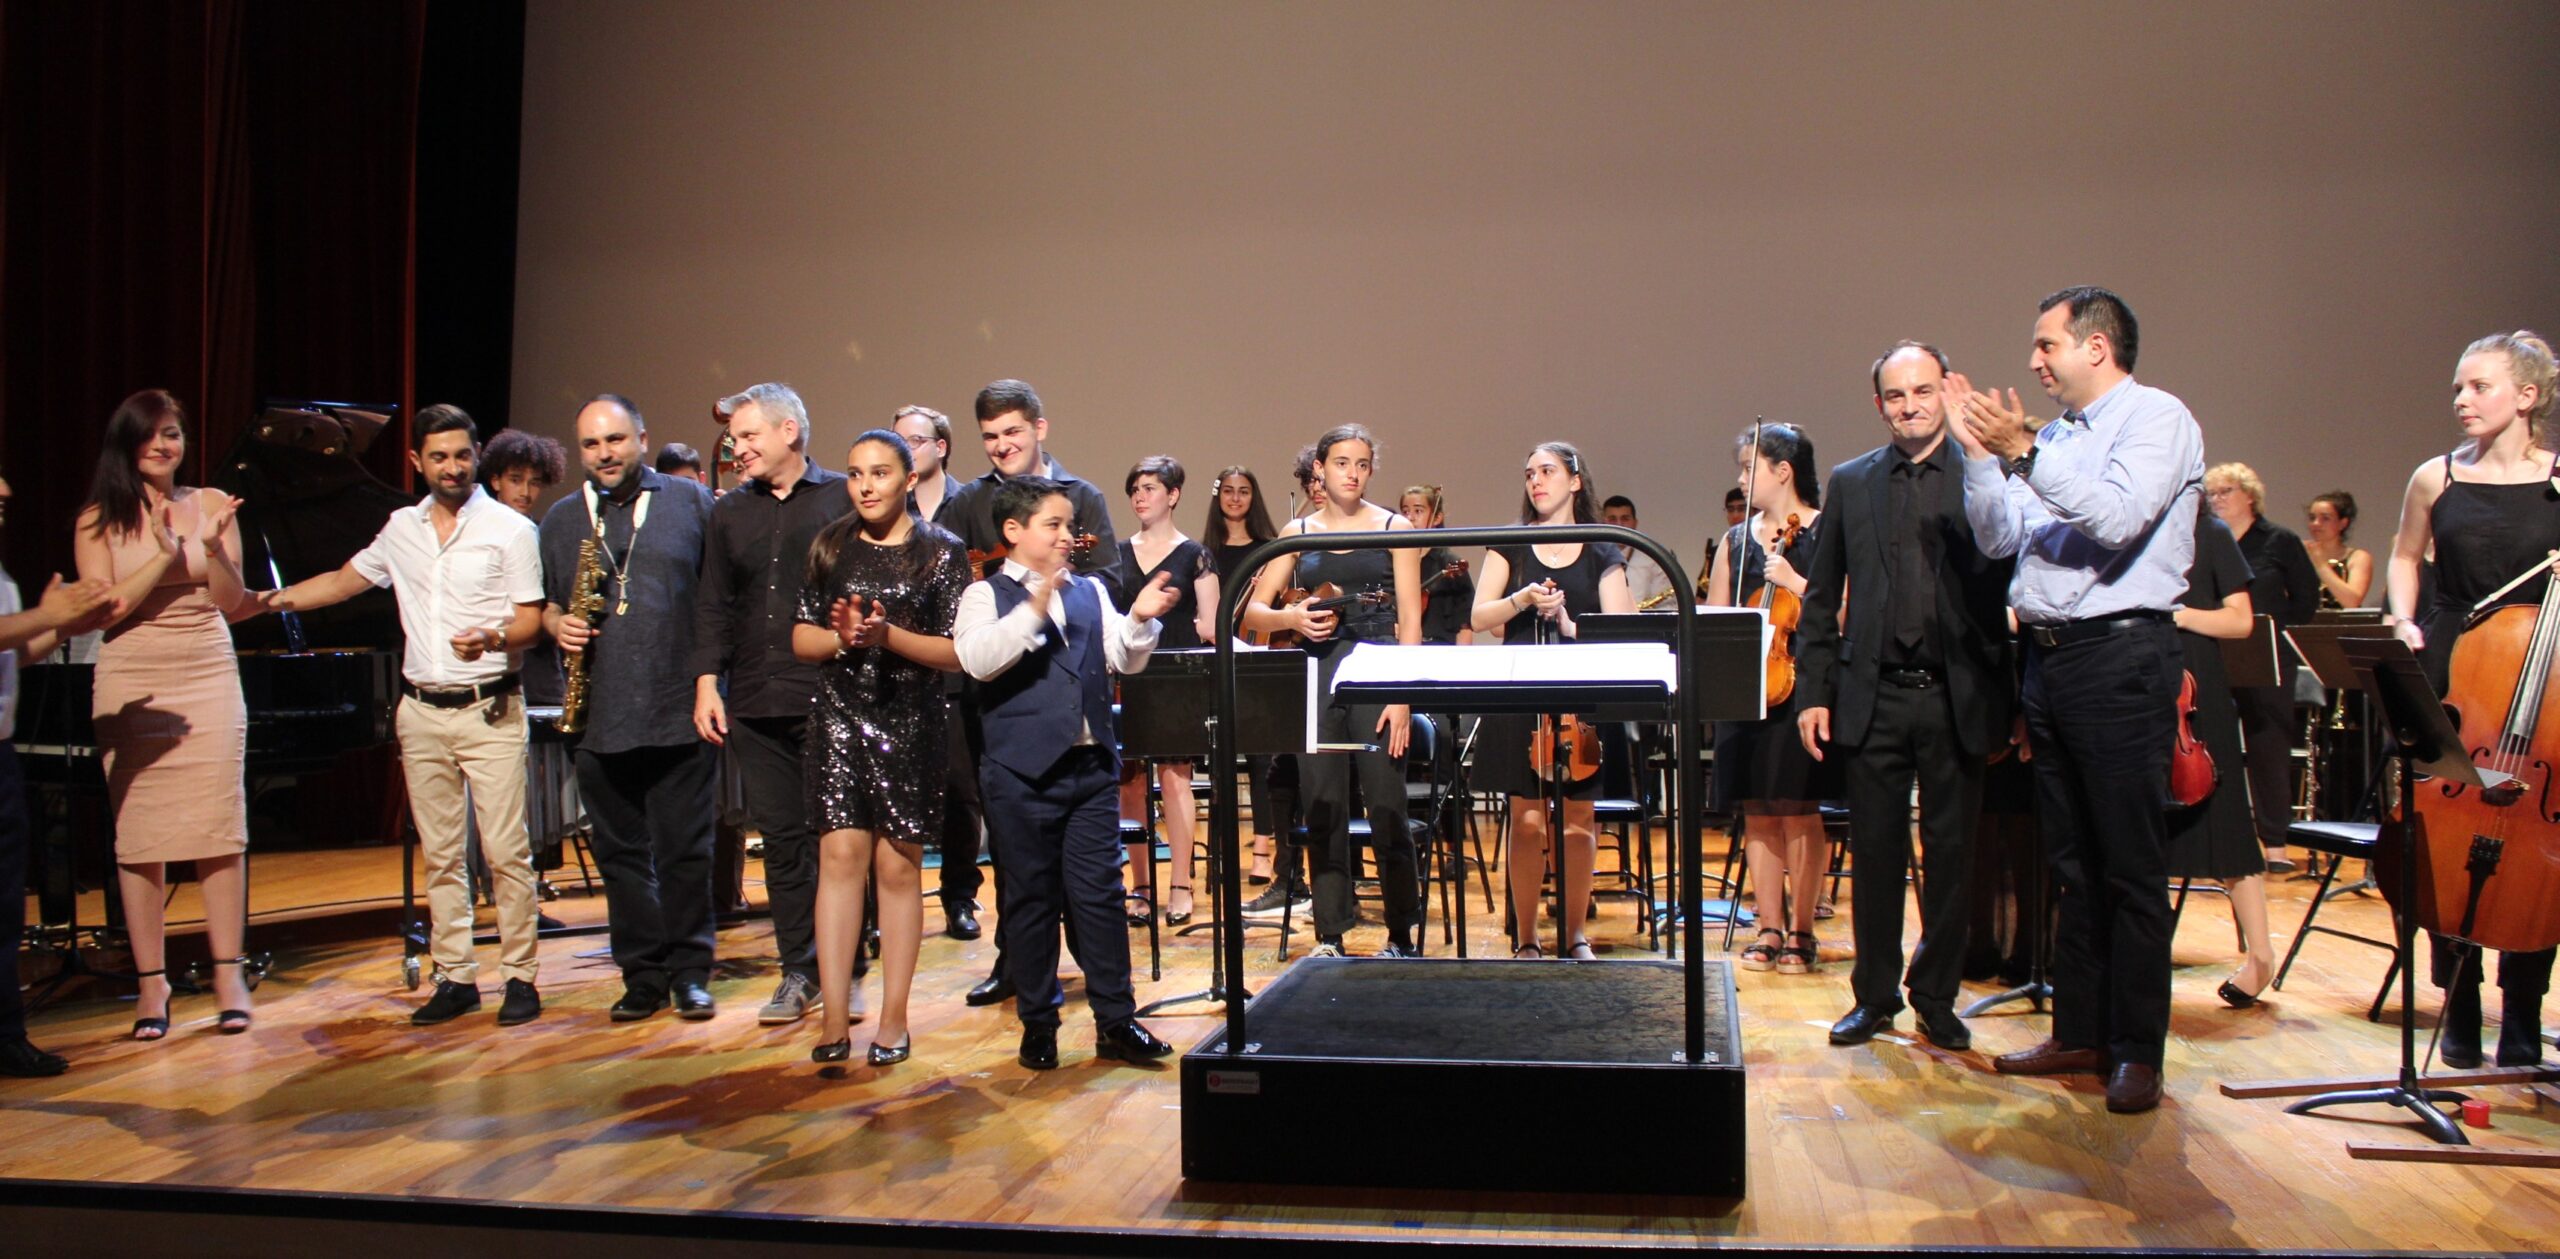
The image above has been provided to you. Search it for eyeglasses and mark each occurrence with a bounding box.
[2205,487,2239,500]
[900,433,936,449]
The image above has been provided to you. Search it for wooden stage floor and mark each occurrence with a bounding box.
[5,838,2558,1254]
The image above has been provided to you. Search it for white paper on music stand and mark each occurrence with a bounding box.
[1329,641,1678,692]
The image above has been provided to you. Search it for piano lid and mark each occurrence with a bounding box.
[216,404,411,653]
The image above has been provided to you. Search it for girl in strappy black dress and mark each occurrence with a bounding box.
[790,429,968,1069]
[2384,330,2560,1069]
[1206,465,1288,885]
[1109,456,1219,924]
[1706,423,1839,975]
[2164,503,2279,1007]
[1240,425,1425,956]
[1468,443,1634,958]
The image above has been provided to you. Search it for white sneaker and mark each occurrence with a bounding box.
[1309,941,1344,958]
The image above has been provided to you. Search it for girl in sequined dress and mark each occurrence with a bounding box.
[791,429,970,1068]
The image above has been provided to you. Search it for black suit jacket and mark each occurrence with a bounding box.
[1794,440,2015,756]
[940,454,1120,575]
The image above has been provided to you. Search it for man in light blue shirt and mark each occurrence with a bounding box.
[1950,286,2202,1115]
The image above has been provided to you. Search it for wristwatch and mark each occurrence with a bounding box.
[2001,445,2039,480]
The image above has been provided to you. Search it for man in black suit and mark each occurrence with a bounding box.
[1795,341,2016,1051]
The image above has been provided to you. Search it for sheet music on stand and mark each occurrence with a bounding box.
[2221,613,2284,689]
[1329,641,1676,715]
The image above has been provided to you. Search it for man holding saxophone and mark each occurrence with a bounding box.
[542,394,722,1023]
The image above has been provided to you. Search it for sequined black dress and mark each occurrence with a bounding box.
[796,522,971,842]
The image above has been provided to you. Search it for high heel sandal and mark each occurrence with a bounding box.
[1566,939,1597,961]
[1776,931,1819,975]
[130,968,171,1041]
[1164,883,1194,927]
[1512,942,1546,960]
[867,1036,911,1067]
[212,957,255,1034]
[811,1037,852,1064]
[1123,888,1155,927]
[1739,930,1782,972]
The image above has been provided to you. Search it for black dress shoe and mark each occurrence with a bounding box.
[411,980,483,1026]
[1097,1020,1175,1062]
[496,979,543,1027]
[966,972,1016,1008]
[0,1036,69,1078]
[610,984,669,1023]
[672,981,716,1021]
[945,900,982,941]
[1019,1026,1059,1070]
[1828,1005,1896,1045]
[1913,1004,1972,1052]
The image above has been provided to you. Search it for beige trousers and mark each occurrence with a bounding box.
[397,693,540,985]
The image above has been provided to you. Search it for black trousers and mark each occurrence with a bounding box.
[1844,678,1983,1014]
[730,714,818,981]
[2023,620,2179,1069]
[2231,684,2294,849]
[0,745,27,1040]
[939,696,987,906]
[1300,700,1419,943]
[574,740,717,988]
[982,745,1134,1032]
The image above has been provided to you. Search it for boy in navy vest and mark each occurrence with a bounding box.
[953,477,1181,1069]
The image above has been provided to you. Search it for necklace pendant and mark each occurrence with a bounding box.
[616,599,630,617]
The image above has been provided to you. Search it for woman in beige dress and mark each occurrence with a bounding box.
[74,389,255,1038]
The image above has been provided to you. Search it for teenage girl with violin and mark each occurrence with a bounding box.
[1706,423,1838,974]
[1467,443,1635,959]
[2383,329,2558,1069]
[1240,425,1426,956]
[2162,498,2279,1008]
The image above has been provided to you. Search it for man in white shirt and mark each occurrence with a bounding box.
[262,407,549,1028]
[1601,495,1674,609]
[0,472,120,1077]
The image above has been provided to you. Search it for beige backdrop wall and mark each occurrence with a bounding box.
[512,1,2560,593]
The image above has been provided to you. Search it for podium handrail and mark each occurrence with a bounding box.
[1210,523,1711,1063]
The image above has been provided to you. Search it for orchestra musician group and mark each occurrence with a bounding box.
[0,289,2551,1118]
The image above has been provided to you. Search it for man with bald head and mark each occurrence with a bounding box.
[541,393,721,1023]
[1794,341,2017,1054]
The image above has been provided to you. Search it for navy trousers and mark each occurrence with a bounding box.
[982,745,1134,1032]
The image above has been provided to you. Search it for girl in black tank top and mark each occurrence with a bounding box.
[1466,442,1635,959]
[1110,457,1218,924]
[2383,330,2559,1069]
[1237,425,1425,955]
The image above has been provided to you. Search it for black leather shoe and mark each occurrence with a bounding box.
[867,1036,911,1067]
[0,1036,69,1078]
[966,972,1016,1008]
[1097,1020,1176,1062]
[411,980,482,1025]
[1913,1003,1972,1052]
[610,984,669,1023]
[945,899,982,941]
[496,979,543,1027]
[1828,1005,1896,1045]
[1019,1025,1059,1070]
[672,981,716,1021]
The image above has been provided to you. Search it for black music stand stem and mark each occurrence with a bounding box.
[1960,816,2054,1018]
[1126,650,1310,1019]
[2280,637,2480,1146]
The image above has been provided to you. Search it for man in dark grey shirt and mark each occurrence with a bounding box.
[688,382,850,1024]
[542,394,720,1023]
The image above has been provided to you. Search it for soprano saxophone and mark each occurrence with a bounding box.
[557,537,606,734]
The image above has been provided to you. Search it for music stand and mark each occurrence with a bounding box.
[2287,620,2395,890]
[1123,647,1313,1017]
[2274,636,2485,1146]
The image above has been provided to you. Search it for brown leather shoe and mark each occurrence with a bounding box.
[2105,1062,2163,1113]
[1991,1037,2103,1076]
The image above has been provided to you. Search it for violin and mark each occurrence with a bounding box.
[969,533,1100,581]
[2382,553,2560,954]
[1516,574,1601,783]
[2166,669,2217,808]
[1758,513,1807,706]
[1252,582,1391,649]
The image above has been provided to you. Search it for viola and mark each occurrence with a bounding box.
[2167,669,2217,808]
[2382,554,2560,954]
[969,533,1100,582]
[1758,513,1807,706]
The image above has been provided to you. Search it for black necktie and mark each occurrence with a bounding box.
[1890,463,1932,661]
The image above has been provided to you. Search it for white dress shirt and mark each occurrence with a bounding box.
[953,559,1160,744]
[352,486,545,688]
[0,568,19,740]
[1622,550,1673,609]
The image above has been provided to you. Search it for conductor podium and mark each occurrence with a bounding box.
[1177,525,1758,1200]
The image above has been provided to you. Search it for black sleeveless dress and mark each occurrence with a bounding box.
[1110,536,1208,649]
[2420,452,2560,693]
[2165,514,2261,880]
[1474,540,1625,799]
[1292,541,1400,683]
[1711,517,1840,813]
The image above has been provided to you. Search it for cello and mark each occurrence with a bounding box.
[2383,551,2560,955]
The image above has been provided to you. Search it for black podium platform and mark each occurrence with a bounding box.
[1180,955,1745,1197]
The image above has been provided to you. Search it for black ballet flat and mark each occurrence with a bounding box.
[2217,978,2263,1010]
[811,1037,852,1064]
[867,1037,911,1068]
